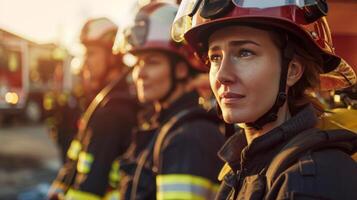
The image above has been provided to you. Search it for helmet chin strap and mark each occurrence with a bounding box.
[246,40,294,130]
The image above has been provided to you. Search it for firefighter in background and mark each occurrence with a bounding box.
[48,17,140,200]
[113,2,225,199]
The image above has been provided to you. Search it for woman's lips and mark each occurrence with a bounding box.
[220,92,245,104]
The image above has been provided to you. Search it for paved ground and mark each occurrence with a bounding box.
[0,123,61,200]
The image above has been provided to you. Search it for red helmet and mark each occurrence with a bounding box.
[80,17,118,48]
[172,0,356,90]
[112,2,203,70]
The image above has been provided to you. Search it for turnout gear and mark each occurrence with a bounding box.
[45,91,83,163]
[119,92,225,200]
[49,70,139,200]
[172,0,356,129]
[216,104,357,200]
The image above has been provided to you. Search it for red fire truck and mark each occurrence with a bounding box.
[0,29,71,125]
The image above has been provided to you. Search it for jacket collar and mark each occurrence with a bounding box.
[218,104,318,169]
[157,91,199,124]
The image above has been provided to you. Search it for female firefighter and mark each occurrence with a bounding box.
[172,0,357,199]
[113,2,225,200]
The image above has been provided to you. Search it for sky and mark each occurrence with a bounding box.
[0,0,143,55]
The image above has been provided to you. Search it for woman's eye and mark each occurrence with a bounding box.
[238,49,254,58]
[209,54,222,63]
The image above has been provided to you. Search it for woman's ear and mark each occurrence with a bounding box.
[287,58,304,87]
[175,61,189,80]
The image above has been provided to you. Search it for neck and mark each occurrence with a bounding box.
[240,103,291,144]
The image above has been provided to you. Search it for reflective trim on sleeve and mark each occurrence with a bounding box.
[103,190,120,200]
[65,188,100,200]
[108,159,121,188]
[156,174,220,200]
[77,151,94,174]
[67,139,82,160]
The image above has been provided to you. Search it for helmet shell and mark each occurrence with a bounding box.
[80,17,118,48]
[113,2,204,70]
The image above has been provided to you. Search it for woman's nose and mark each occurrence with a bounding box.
[216,56,236,85]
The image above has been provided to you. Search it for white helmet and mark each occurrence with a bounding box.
[80,17,118,48]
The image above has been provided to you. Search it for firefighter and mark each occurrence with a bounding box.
[172,0,357,199]
[47,17,139,200]
[113,2,225,199]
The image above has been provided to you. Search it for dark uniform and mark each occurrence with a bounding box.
[216,104,357,200]
[45,90,86,163]
[50,76,139,200]
[120,91,226,200]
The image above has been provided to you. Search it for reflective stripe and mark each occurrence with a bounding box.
[109,159,120,188]
[103,190,120,200]
[77,151,94,174]
[156,174,219,200]
[218,163,232,181]
[67,140,82,160]
[65,188,100,200]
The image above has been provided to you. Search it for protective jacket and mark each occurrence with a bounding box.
[216,104,357,200]
[50,75,139,200]
[119,91,226,200]
[45,91,83,163]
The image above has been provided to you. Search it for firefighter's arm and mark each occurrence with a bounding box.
[156,129,220,200]
[62,158,121,200]
[47,138,83,200]
[70,109,133,198]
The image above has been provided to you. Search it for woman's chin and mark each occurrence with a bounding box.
[222,111,256,124]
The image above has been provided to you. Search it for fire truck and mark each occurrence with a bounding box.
[0,28,71,125]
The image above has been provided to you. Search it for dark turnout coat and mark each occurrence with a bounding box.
[50,77,139,199]
[216,104,357,200]
[119,92,226,200]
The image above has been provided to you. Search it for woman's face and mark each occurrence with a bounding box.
[132,51,172,103]
[208,26,281,124]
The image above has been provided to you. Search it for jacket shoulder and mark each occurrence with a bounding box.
[269,149,357,199]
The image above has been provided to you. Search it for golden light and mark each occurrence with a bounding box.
[334,94,341,103]
[122,53,138,67]
[70,57,83,75]
[5,92,19,105]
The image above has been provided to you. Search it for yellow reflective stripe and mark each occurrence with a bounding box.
[67,140,82,160]
[109,160,120,188]
[218,163,232,181]
[103,190,120,200]
[157,191,205,200]
[156,174,219,200]
[65,188,100,200]
[77,151,94,174]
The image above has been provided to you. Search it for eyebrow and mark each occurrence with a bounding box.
[229,40,260,47]
[209,40,261,52]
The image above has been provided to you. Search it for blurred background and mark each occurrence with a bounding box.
[0,0,356,199]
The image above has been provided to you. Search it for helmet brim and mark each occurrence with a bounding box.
[184,16,356,90]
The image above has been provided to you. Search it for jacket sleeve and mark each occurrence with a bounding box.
[156,120,225,200]
[68,102,137,198]
[266,150,357,200]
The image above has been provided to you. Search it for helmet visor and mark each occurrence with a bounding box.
[172,0,202,42]
[232,0,318,9]
[113,17,148,54]
[172,0,325,42]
